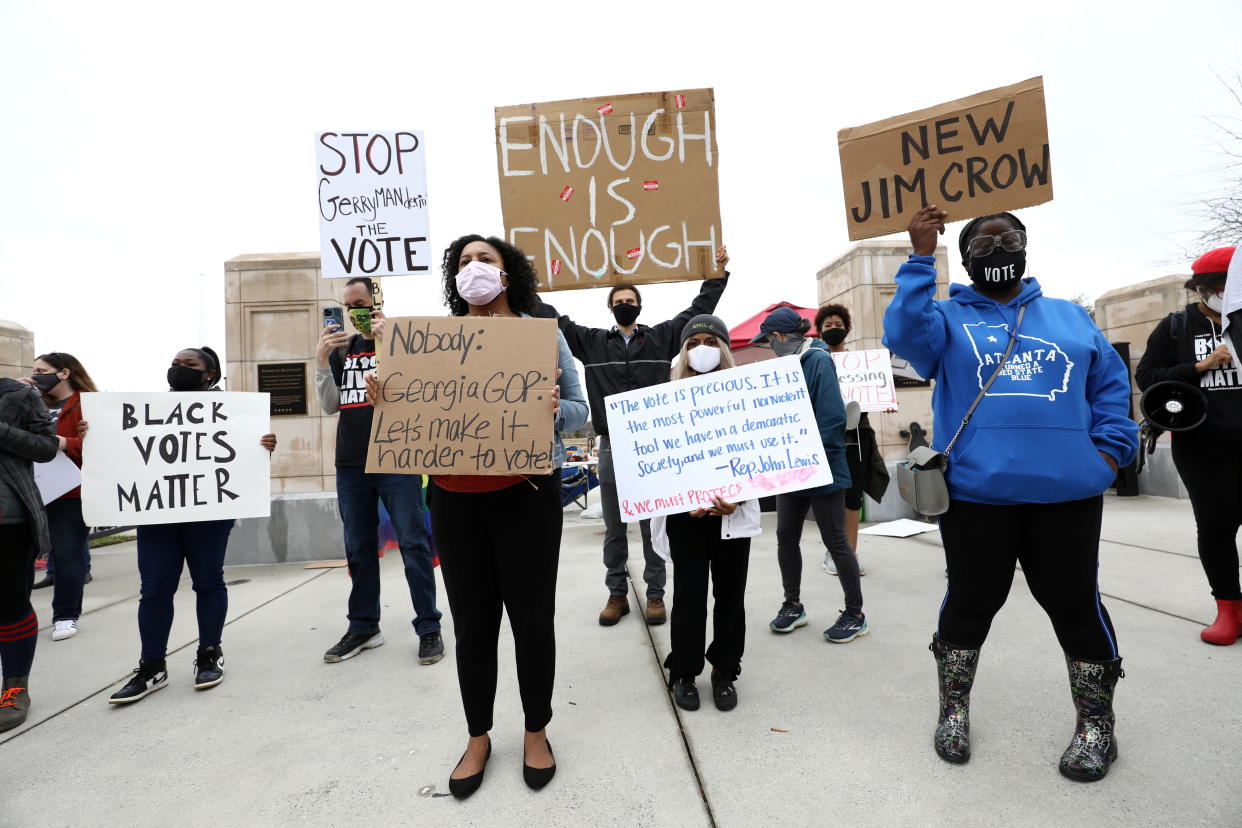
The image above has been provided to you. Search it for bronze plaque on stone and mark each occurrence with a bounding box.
[257,362,308,416]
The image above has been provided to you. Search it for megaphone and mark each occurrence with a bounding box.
[1139,381,1207,432]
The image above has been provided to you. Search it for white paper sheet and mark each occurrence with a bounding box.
[34,451,81,505]
[859,518,940,538]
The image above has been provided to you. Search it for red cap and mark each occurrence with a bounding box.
[1191,246,1235,276]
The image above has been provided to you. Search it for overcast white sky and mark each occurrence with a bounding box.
[1,1,1239,390]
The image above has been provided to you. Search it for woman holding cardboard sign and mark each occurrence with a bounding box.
[652,314,761,713]
[882,206,1138,781]
[368,234,587,799]
[79,346,278,705]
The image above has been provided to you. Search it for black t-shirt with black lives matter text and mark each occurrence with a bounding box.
[1136,303,1242,437]
[329,334,377,467]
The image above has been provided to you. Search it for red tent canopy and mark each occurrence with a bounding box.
[728,302,820,350]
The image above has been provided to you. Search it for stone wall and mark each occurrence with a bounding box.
[224,253,355,494]
[816,241,951,459]
[0,320,34,380]
[1095,274,1191,412]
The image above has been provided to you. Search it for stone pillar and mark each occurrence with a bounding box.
[1095,274,1190,411]
[0,320,35,380]
[224,253,355,494]
[816,241,951,459]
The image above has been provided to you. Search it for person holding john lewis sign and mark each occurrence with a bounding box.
[316,130,430,278]
[837,78,1052,241]
[78,346,278,705]
[882,207,1137,781]
[365,233,586,800]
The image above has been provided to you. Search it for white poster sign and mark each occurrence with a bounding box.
[605,356,831,522]
[34,452,81,505]
[316,130,430,279]
[831,349,899,412]
[1222,241,1242,363]
[81,392,271,526]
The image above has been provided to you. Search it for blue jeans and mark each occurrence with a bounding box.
[46,498,89,621]
[136,519,234,659]
[336,466,441,636]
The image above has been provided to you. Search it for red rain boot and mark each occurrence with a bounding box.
[1200,599,1242,645]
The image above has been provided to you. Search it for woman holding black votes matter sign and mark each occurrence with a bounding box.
[365,234,587,799]
[652,315,761,713]
[1135,246,1242,645]
[78,347,277,705]
[882,206,1138,781]
[751,308,867,644]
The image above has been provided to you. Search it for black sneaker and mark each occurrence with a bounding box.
[194,645,225,690]
[671,677,700,711]
[824,610,870,644]
[109,659,168,704]
[418,632,444,665]
[710,671,738,712]
[323,631,384,663]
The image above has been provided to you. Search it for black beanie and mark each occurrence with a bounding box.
[681,314,730,346]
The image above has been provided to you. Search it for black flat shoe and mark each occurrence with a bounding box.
[711,671,738,712]
[523,738,557,791]
[672,677,700,711]
[448,738,491,800]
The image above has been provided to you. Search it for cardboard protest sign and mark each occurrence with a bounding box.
[495,88,722,291]
[831,349,898,412]
[365,317,559,476]
[80,392,271,526]
[605,356,831,522]
[316,130,430,278]
[838,77,1052,241]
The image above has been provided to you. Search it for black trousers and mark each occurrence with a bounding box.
[0,523,38,679]
[664,513,751,682]
[1172,429,1242,601]
[775,491,863,614]
[937,495,1119,661]
[430,475,561,737]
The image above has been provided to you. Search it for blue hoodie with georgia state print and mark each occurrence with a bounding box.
[881,254,1139,506]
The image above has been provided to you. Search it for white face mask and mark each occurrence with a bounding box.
[1201,289,1225,314]
[686,344,722,374]
[455,260,507,306]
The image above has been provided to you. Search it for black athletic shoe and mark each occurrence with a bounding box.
[109,659,168,704]
[323,631,384,663]
[671,677,700,711]
[710,671,738,712]
[418,632,444,665]
[194,645,225,690]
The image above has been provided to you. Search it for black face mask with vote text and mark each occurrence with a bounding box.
[969,249,1027,291]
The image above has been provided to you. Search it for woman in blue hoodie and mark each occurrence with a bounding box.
[753,308,866,644]
[883,206,1138,783]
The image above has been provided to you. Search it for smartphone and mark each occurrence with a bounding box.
[323,307,345,332]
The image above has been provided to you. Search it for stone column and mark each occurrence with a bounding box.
[224,253,355,494]
[1095,274,1190,412]
[0,320,35,380]
[816,241,951,460]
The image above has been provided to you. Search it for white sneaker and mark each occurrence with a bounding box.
[52,620,78,640]
[823,556,866,577]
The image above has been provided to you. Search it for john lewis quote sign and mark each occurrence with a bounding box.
[605,356,830,522]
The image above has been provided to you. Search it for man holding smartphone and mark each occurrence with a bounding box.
[314,276,443,665]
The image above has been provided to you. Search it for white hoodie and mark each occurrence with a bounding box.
[650,499,763,564]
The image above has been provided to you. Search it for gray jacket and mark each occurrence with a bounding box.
[0,378,59,556]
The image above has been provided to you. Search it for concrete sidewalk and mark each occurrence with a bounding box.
[2,494,1239,826]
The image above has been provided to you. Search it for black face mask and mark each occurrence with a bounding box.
[168,365,208,391]
[612,303,641,327]
[968,249,1026,291]
[31,373,62,393]
[821,328,848,347]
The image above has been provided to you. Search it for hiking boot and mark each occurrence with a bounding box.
[52,620,78,641]
[0,677,31,733]
[323,631,384,663]
[1059,656,1124,782]
[824,610,869,643]
[193,645,225,690]
[710,670,738,712]
[769,601,807,633]
[644,598,667,626]
[418,632,445,665]
[109,659,168,704]
[598,595,630,627]
[671,677,700,711]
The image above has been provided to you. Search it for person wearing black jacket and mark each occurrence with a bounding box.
[1136,245,1242,645]
[539,246,730,627]
[0,377,58,733]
